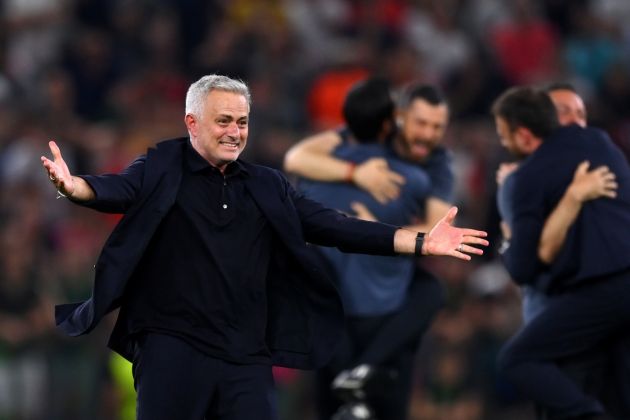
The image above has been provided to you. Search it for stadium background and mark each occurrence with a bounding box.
[0,0,629,419]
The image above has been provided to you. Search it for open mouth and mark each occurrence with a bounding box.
[410,142,429,156]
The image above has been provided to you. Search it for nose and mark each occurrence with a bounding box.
[226,122,240,137]
[418,125,434,140]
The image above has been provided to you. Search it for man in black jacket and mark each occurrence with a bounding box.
[41,74,488,420]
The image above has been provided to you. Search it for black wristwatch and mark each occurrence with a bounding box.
[415,232,425,256]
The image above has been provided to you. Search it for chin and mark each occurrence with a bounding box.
[221,151,242,161]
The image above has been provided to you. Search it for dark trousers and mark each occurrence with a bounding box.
[132,333,277,420]
[316,268,445,420]
[603,336,630,417]
[534,335,630,420]
[497,271,630,420]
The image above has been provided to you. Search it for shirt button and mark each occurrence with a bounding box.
[222,204,228,209]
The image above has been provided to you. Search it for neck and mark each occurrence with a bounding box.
[190,138,229,173]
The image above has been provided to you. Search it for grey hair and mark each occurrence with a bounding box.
[185,74,251,117]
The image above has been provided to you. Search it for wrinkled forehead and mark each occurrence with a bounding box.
[204,90,250,114]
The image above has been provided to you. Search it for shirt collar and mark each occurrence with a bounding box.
[186,141,249,177]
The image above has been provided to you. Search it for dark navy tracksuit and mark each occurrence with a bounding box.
[497,125,630,419]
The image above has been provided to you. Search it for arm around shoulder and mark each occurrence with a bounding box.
[283,130,350,181]
[538,161,617,263]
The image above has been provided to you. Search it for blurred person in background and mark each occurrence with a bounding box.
[285,83,453,224]
[293,77,445,420]
[40,74,488,420]
[285,82,454,419]
[496,82,630,419]
[496,82,593,325]
[492,86,630,420]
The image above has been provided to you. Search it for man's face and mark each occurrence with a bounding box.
[495,116,530,159]
[186,90,249,170]
[548,89,587,127]
[399,99,449,162]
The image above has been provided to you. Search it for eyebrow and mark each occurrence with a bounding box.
[217,114,248,120]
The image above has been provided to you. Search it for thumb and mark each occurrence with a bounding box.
[441,206,458,226]
[575,160,590,176]
[49,140,63,162]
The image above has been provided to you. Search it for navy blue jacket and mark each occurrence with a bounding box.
[503,125,630,292]
[54,138,398,369]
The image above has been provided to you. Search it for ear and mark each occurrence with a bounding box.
[184,114,197,136]
[395,109,404,127]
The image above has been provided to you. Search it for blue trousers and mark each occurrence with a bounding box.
[132,333,277,420]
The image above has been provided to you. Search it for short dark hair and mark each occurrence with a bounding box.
[491,86,559,139]
[399,84,447,109]
[342,77,394,143]
[545,81,578,94]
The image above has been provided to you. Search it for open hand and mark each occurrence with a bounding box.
[423,207,489,260]
[41,140,75,197]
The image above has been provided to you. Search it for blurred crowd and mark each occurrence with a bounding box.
[0,0,629,419]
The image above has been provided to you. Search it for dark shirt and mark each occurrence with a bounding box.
[122,142,275,364]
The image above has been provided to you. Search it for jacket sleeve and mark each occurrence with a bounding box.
[501,172,546,284]
[285,176,399,256]
[73,156,146,214]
